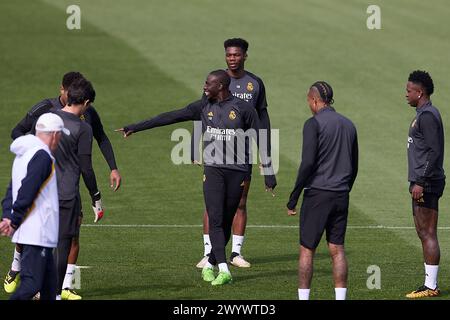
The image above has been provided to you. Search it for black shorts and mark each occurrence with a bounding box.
[410,179,445,212]
[59,194,82,239]
[299,189,349,250]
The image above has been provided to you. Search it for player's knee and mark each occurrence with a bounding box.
[328,244,345,259]
[300,244,316,257]
[416,228,425,240]
[416,229,436,242]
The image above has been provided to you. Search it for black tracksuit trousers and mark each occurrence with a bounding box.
[203,166,247,265]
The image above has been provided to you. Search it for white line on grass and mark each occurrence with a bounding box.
[81,224,450,230]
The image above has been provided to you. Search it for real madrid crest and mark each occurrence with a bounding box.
[207,111,213,120]
[247,82,254,92]
[80,114,85,121]
[229,110,236,120]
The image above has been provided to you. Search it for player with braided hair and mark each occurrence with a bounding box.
[287,81,358,300]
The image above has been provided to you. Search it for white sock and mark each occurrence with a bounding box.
[424,263,439,289]
[11,248,21,272]
[232,235,244,255]
[335,288,347,300]
[218,263,230,274]
[203,234,212,256]
[298,289,310,300]
[204,261,214,269]
[62,264,76,289]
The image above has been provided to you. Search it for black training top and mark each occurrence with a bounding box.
[229,71,267,113]
[229,70,271,155]
[407,101,445,185]
[11,97,117,170]
[287,106,358,210]
[51,109,96,201]
[191,71,272,162]
[124,94,261,172]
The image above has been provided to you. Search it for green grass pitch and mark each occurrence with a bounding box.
[1,0,450,300]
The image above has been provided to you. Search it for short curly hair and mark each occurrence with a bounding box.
[62,72,84,90]
[224,38,249,52]
[408,70,434,96]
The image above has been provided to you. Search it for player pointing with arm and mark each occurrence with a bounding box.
[195,38,273,269]
[118,70,276,285]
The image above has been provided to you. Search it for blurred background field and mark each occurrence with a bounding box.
[1,0,450,299]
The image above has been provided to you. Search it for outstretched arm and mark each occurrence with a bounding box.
[117,100,203,137]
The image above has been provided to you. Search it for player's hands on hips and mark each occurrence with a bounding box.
[264,175,277,197]
[110,169,122,191]
[91,191,104,223]
[411,184,424,201]
[115,127,134,138]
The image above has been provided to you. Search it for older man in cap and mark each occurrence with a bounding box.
[0,113,69,300]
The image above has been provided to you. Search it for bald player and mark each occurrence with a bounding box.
[118,70,277,285]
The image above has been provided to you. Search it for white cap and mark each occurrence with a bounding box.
[35,113,70,136]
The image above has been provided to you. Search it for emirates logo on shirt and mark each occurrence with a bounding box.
[233,92,253,102]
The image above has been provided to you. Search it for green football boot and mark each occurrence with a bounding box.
[202,267,215,282]
[211,271,232,286]
[61,288,82,300]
